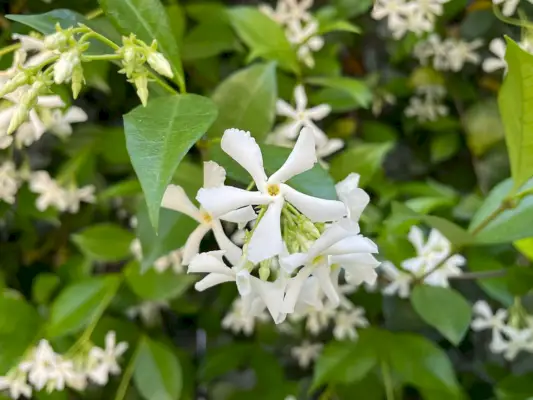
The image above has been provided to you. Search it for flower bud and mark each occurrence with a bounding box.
[44,32,68,51]
[134,74,149,106]
[147,51,173,78]
[54,50,80,84]
[7,103,29,134]
[0,72,29,98]
[259,265,270,281]
[71,64,85,99]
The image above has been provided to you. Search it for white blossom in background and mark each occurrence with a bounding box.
[291,341,323,368]
[414,35,482,71]
[130,239,185,274]
[492,0,520,17]
[0,368,32,399]
[12,34,55,68]
[0,161,21,204]
[222,297,270,335]
[126,300,169,326]
[86,332,129,385]
[405,85,448,122]
[380,226,465,298]
[333,307,369,340]
[260,0,313,28]
[372,91,397,116]
[371,0,449,39]
[45,107,89,138]
[483,38,507,73]
[471,300,510,353]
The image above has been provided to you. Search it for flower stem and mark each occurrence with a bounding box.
[82,54,123,62]
[492,3,533,30]
[381,361,395,400]
[114,341,141,400]
[86,8,103,20]
[448,269,508,280]
[0,43,21,57]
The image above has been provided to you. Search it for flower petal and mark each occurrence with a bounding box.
[407,225,426,255]
[294,84,308,111]
[282,265,313,314]
[248,197,285,263]
[0,107,15,130]
[269,127,317,184]
[250,276,286,323]
[317,138,344,158]
[276,99,297,118]
[36,95,65,108]
[195,273,235,291]
[196,186,270,217]
[187,250,233,275]
[63,106,88,123]
[306,104,331,120]
[282,184,347,222]
[306,219,359,260]
[221,128,267,190]
[219,206,257,223]
[280,252,308,273]
[325,236,378,255]
[236,270,252,296]
[162,185,202,222]
[182,224,211,265]
[211,220,242,265]
[315,264,340,307]
[203,161,226,188]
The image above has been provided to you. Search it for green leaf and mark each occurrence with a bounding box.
[199,343,253,382]
[333,0,373,17]
[136,202,198,272]
[496,373,533,400]
[133,336,182,400]
[182,20,238,61]
[0,293,40,373]
[307,76,373,109]
[469,178,533,243]
[32,273,61,305]
[319,20,361,35]
[228,7,300,74]
[499,37,533,192]
[329,142,393,188]
[464,99,504,157]
[431,132,460,163]
[72,223,134,262]
[98,179,142,201]
[99,0,185,88]
[123,94,217,229]
[209,144,338,200]
[506,266,533,296]
[125,261,196,301]
[207,63,277,141]
[312,335,378,390]
[411,286,472,345]
[46,275,120,338]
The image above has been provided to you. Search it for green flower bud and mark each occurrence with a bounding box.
[0,72,29,98]
[147,51,173,78]
[44,31,68,51]
[71,64,85,99]
[7,103,29,134]
[259,265,270,281]
[134,74,149,106]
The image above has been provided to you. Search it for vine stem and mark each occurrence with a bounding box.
[0,43,21,57]
[449,269,508,280]
[381,361,395,400]
[114,341,141,400]
[492,3,533,30]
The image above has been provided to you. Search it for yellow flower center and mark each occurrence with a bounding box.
[267,183,280,197]
[201,211,212,224]
[312,255,325,265]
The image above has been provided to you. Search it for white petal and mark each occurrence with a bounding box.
[162,185,202,222]
[0,107,15,130]
[282,265,313,313]
[248,197,285,263]
[203,161,226,188]
[342,262,379,286]
[182,224,211,265]
[236,270,252,296]
[196,186,270,217]
[306,219,359,260]
[280,252,309,273]
[408,226,425,254]
[482,58,506,73]
[473,300,493,319]
[282,184,347,222]
[63,106,88,123]
[12,34,45,51]
[211,220,242,265]
[221,128,267,190]
[276,99,297,118]
[490,38,506,59]
[314,264,340,307]
[294,85,308,111]
[250,276,286,323]
[187,250,233,275]
[219,206,257,223]
[195,273,235,291]
[28,110,46,140]
[269,127,317,184]
[306,104,331,120]
[317,138,344,158]
[36,95,65,108]
[325,236,378,255]
[330,253,380,268]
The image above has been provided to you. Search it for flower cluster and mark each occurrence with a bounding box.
[260,0,324,68]
[291,341,323,368]
[404,85,448,122]
[267,85,342,163]
[413,34,482,72]
[371,0,450,39]
[162,127,379,324]
[471,300,533,360]
[0,332,127,399]
[130,238,185,274]
[380,226,465,298]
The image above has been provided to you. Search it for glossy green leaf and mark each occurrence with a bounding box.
[133,336,182,400]
[464,99,504,157]
[329,142,393,187]
[496,373,533,400]
[136,202,198,272]
[431,132,460,163]
[333,0,373,17]
[499,38,533,192]
[182,20,238,61]
[199,343,254,381]
[125,261,196,301]
[207,63,277,141]
[72,223,134,262]
[469,178,533,243]
[46,275,120,338]
[0,293,40,373]
[307,76,373,109]
[209,144,338,200]
[514,238,533,260]
[228,7,299,74]
[123,94,217,229]
[32,274,61,305]
[99,0,185,88]
[319,20,361,34]
[411,286,472,345]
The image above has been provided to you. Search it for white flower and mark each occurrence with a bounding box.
[303,302,336,335]
[483,38,507,73]
[405,85,448,123]
[260,0,313,29]
[447,38,483,71]
[196,128,346,263]
[380,261,413,298]
[333,307,368,341]
[63,185,96,213]
[335,173,370,223]
[0,369,32,399]
[46,106,88,137]
[222,297,270,335]
[19,339,57,391]
[12,33,55,68]
[371,0,409,31]
[502,327,533,360]
[291,341,322,368]
[163,161,256,265]
[126,300,169,326]
[281,220,379,313]
[287,20,324,68]
[493,0,520,16]
[87,331,128,385]
[146,51,173,78]
[188,251,287,322]
[275,85,331,144]
[471,301,508,332]
[54,50,80,84]
[153,248,184,274]
[0,161,20,204]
